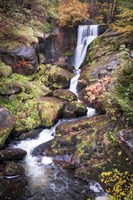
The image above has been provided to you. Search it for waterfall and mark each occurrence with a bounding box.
[73,25,98,69]
[10,24,106,199]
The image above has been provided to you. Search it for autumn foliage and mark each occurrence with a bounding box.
[58,0,89,27]
[86,76,112,103]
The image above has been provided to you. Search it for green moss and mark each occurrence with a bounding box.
[0,128,10,148]
[0,62,12,77]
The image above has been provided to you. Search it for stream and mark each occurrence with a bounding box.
[12,25,107,200]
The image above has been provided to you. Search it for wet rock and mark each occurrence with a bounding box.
[0,179,9,197]
[0,177,28,200]
[0,45,38,75]
[62,101,87,118]
[118,129,133,162]
[0,82,22,95]
[0,164,5,177]
[0,148,27,161]
[0,107,16,149]
[0,62,12,77]
[32,140,53,156]
[53,89,77,102]
[4,162,25,178]
[18,128,43,140]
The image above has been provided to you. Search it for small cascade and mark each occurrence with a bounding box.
[69,25,98,116]
[72,25,98,69]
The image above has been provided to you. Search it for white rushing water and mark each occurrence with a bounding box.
[11,24,105,199]
[73,25,98,69]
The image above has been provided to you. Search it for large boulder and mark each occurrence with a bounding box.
[48,65,73,89]
[15,97,65,132]
[0,107,16,149]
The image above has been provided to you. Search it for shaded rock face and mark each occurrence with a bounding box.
[39,27,76,64]
[0,45,39,75]
[0,107,16,149]
[0,82,22,95]
[118,129,133,162]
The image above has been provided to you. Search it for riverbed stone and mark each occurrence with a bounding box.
[0,148,27,161]
[0,107,16,149]
[18,128,44,141]
[53,89,77,102]
[4,162,25,178]
[0,177,28,200]
[0,82,22,95]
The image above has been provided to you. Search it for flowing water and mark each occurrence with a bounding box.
[12,25,107,199]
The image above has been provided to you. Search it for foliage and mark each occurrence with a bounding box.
[101,169,133,200]
[58,0,89,27]
[86,76,112,103]
[111,7,133,34]
[114,51,133,124]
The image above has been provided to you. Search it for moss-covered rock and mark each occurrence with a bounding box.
[62,101,87,118]
[0,63,12,78]
[0,107,16,149]
[34,64,73,89]
[53,89,77,101]
[0,82,22,95]
[15,97,65,132]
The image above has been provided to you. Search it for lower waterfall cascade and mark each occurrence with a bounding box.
[12,24,108,199]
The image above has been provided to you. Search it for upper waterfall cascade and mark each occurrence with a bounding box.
[73,25,98,69]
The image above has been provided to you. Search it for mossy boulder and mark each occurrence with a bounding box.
[47,114,132,180]
[53,89,77,102]
[0,82,22,96]
[62,101,87,118]
[15,97,65,132]
[0,107,16,149]
[33,64,73,89]
[0,63,12,78]
[48,65,73,89]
